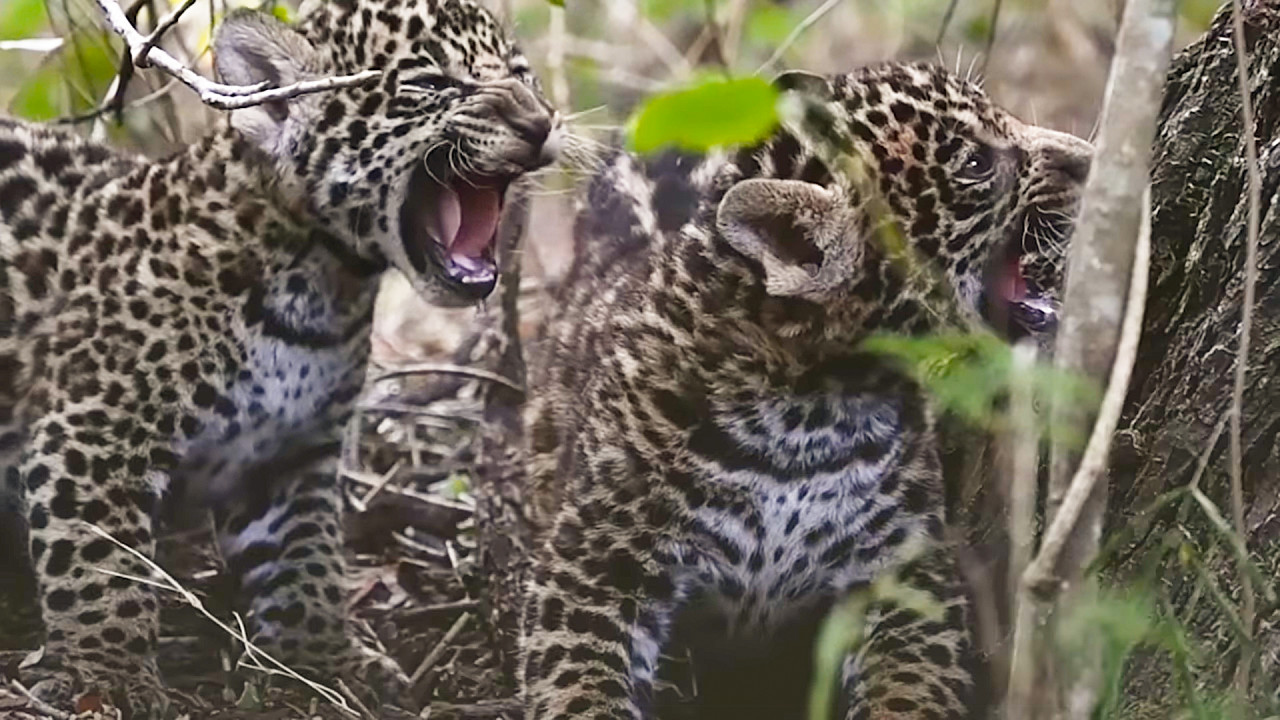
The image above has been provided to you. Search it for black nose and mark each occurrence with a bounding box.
[512,112,552,148]
[1046,146,1091,185]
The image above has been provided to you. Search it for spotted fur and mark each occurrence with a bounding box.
[0,0,557,716]
[519,63,1091,719]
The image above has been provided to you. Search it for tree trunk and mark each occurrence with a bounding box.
[1110,0,1280,711]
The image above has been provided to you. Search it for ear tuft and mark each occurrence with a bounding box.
[717,179,860,300]
[213,10,324,151]
[772,71,834,101]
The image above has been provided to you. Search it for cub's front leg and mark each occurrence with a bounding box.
[20,411,171,719]
[519,503,681,720]
[839,550,977,719]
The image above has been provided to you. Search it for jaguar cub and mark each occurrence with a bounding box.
[0,0,557,715]
[521,64,1090,719]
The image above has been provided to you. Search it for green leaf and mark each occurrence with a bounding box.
[0,0,45,41]
[861,330,1098,443]
[744,5,796,48]
[546,0,564,6]
[10,62,60,121]
[628,75,779,154]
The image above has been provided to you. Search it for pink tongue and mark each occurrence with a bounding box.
[427,184,500,259]
[451,185,501,259]
[998,253,1028,301]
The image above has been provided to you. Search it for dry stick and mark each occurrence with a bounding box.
[979,0,1004,76]
[134,0,198,63]
[92,0,381,109]
[80,523,360,717]
[1226,0,1261,699]
[1037,0,1174,714]
[546,3,570,112]
[756,0,843,74]
[1002,341,1039,715]
[935,0,961,46]
[408,612,473,688]
[1007,189,1151,717]
[372,362,523,393]
[8,679,74,720]
[633,14,692,79]
[1023,185,1150,596]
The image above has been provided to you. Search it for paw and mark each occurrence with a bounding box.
[244,640,412,710]
[24,654,170,719]
[334,643,413,710]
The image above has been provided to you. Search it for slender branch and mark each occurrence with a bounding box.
[92,0,381,110]
[1037,0,1175,713]
[1226,0,1260,697]
[408,612,472,688]
[756,0,843,74]
[1024,185,1151,599]
[134,0,198,66]
[1003,340,1040,716]
[980,0,1004,77]
[935,0,960,46]
[372,362,523,392]
[546,3,570,110]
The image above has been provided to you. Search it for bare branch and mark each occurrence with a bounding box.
[134,0,199,66]
[546,3,570,110]
[756,0,843,75]
[92,0,381,111]
[1226,0,1262,698]
[1023,184,1150,599]
[934,0,960,46]
[979,0,1004,77]
[1033,0,1175,712]
[371,362,523,393]
[408,612,472,688]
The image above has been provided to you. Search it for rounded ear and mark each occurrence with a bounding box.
[213,10,325,152]
[717,179,860,300]
[772,70,833,101]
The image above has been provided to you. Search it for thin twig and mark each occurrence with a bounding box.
[1226,0,1261,698]
[546,3,570,111]
[756,0,843,74]
[980,0,1004,77]
[57,75,180,125]
[1003,341,1039,715]
[92,0,381,110]
[935,0,961,46]
[134,0,198,64]
[79,523,359,717]
[8,679,74,720]
[334,679,376,720]
[408,612,472,688]
[359,459,404,507]
[633,13,692,78]
[372,363,523,392]
[1023,185,1151,599]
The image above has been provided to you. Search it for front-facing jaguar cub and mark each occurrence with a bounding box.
[521,65,1090,719]
[0,0,558,715]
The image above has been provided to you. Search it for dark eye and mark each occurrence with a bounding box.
[402,74,455,93]
[958,145,997,181]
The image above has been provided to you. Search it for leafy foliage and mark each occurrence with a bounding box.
[0,0,45,42]
[11,32,118,121]
[627,74,779,154]
[861,331,1099,443]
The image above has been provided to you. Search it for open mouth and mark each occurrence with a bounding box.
[400,164,512,302]
[984,238,1059,339]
